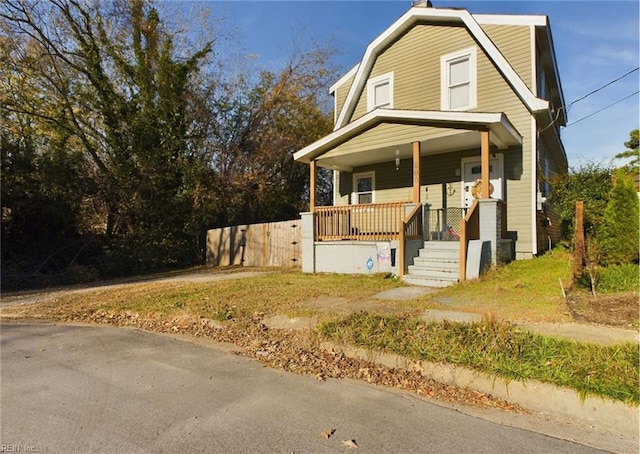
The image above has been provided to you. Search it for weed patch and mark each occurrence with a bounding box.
[319,312,639,405]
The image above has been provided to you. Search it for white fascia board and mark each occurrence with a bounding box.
[473,14,547,26]
[530,25,537,96]
[329,64,359,95]
[295,109,384,162]
[531,116,538,256]
[335,7,548,130]
[293,109,521,163]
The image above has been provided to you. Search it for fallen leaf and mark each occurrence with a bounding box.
[321,428,336,439]
[341,439,358,448]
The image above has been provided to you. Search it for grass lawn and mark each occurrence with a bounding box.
[8,249,577,323]
[3,249,637,404]
[415,249,574,322]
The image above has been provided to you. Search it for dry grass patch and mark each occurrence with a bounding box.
[2,271,406,322]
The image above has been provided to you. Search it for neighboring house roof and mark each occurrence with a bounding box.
[333,7,557,131]
[293,109,522,170]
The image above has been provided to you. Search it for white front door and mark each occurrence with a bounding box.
[461,156,503,208]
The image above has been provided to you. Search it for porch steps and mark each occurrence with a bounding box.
[404,241,460,287]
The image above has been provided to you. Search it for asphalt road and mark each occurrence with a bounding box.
[1,323,604,453]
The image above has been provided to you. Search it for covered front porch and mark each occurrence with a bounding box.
[294,109,521,285]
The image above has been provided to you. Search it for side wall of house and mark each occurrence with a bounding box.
[481,24,533,90]
[333,73,356,124]
[536,135,565,252]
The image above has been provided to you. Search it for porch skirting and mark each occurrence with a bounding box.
[314,240,400,275]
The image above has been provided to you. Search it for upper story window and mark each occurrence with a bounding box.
[367,72,394,111]
[353,172,375,204]
[441,47,477,111]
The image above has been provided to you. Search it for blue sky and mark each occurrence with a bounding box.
[192,0,639,167]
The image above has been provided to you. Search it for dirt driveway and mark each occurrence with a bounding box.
[1,269,269,308]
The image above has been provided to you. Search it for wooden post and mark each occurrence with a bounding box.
[573,201,585,280]
[481,130,490,199]
[309,160,317,211]
[412,141,421,203]
[262,223,269,267]
[399,222,406,276]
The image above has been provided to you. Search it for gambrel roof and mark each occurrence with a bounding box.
[333,7,560,130]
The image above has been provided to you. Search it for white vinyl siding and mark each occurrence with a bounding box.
[441,47,477,111]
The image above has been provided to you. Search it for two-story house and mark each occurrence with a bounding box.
[294,2,567,286]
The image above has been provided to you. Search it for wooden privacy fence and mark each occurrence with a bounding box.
[206,219,301,267]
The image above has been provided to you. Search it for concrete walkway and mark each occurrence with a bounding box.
[294,285,639,346]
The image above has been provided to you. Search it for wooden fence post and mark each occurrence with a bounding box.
[573,201,585,280]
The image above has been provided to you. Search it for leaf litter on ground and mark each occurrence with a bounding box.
[19,307,527,413]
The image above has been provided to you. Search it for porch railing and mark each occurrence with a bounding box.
[314,202,407,241]
[399,204,423,276]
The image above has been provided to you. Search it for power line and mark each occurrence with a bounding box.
[565,90,639,128]
[567,67,639,111]
[542,67,639,132]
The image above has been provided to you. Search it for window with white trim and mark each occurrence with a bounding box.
[367,72,394,111]
[352,172,375,204]
[441,47,477,111]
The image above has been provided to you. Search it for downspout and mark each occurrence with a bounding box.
[531,118,538,256]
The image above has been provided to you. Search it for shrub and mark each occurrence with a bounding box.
[596,264,640,293]
[548,162,613,238]
[597,171,639,265]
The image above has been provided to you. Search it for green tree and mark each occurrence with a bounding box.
[1,0,214,274]
[1,0,337,286]
[597,171,640,265]
[614,129,639,168]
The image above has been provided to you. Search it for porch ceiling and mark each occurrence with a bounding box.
[293,109,522,171]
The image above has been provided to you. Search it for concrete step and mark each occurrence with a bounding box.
[418,249,460,259]
[421,241,460,251]
[402,275,457,287]
[406,266,459,280]
[404,240,461,288]
[412,257,459,270]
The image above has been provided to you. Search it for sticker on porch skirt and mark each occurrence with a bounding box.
[376,243,391,265]
[366,257,374,271]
